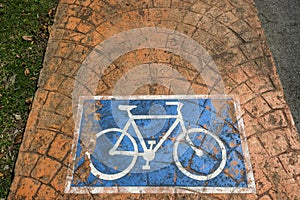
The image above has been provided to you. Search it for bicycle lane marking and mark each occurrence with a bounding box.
[65,95,255,193]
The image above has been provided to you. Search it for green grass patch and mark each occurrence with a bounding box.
[0,0,58,197]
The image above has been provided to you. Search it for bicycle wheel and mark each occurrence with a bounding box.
[173,128,226,181]
[86,128,138,180]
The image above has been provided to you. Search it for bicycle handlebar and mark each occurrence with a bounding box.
[166,102,183,107]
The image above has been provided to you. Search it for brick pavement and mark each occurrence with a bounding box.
[8,0,300,199]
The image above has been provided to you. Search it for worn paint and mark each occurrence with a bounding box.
[65,95,255,193]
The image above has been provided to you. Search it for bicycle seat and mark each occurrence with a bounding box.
[118,105,137,111]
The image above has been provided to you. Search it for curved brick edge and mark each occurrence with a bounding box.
[9,0,300,199]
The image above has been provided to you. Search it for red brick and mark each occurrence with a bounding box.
[56,96,73,117]
[280,179,300,200]
[38,111,67,130]
[66,4,81,16]
[244,96,271,118]
[176,23,197,37]
[81,31,104,46]
[230,83,254,105]
[215,0,234,11]
[95,21,119,39]
[60,0,76,4]
[75,0,92,7]
[206,6,224,18]
[14,152,39,176]
[171,0,193,10]
[20,89,49,151]
[101,68,123,88]
[231,3,255,18]
[43,92,63,112]
[284,128,300,150]
[246,75,275,94]
[255,173,273,195]
[31,157,61,184]
[264,157,293,183]
[133,85,151,95]
[190,1,210,14]
[56,59,81,77]
[174,65,198,81]
[221,30,243,47]
[29,129,56,154]
[225,47,247,66]
[48,134,71,161]
[183,12,202,25]
[258,110,288,130]
[50,167,68,194]
[41,73,66,91]
[248,136,269,169]
[76,20,93,34]
[207,39,226,54]
[259,129,289,156]
[227,66,249,85]
[261,90,286,109]
[61,117,75,137]
[58,77,75,97]
[65,17,81,30]
[15,177,41,198]
[198,15,214,31]
[45,57,63,72]
[259,195,272,200]
[188,83,207,95]
[87,10,105,26]
[243,113,264,137]
[217,11,238,26]
[230,19,252,35]
[68,44,90,63]
[154,0,171,8]
[168,8,187,23]
[36,184,59,199]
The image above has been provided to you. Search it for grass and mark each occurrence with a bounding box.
[0,0,58,198]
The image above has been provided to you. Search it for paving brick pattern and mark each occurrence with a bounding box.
[9,0,300,199]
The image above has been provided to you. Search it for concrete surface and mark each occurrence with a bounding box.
[8,0,300,199]
[255,0,300,134]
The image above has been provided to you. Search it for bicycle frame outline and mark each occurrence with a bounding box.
[104,102,204,170]
[88,101,227,181]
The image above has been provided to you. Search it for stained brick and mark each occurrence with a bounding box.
[15,177,41,198]
[36,184,59,199]
[31,157,61,184]
[244,96,271,118]
[14,152,39,176]
[259,130,289,156]
[261,91,286,109]
[29,129,57,154]
[76,20,93,34]
[38,111,67,130]
[48,134,71,161]
[65,17,81,30]
[190,1,211,14]
[50,167,68,194]
[258,110,288,130]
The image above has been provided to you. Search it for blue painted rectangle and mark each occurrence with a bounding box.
[69,95,255,193]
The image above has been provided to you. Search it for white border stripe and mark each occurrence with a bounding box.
[65,95,256,194]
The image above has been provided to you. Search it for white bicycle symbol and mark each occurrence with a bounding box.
[86,102,227,181]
